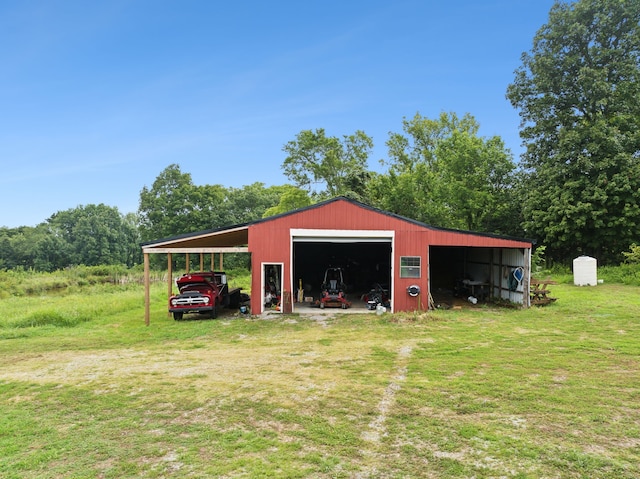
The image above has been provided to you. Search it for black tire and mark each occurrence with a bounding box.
[211,306,218,319]
[228,290,241,308]
[173,312,184,321]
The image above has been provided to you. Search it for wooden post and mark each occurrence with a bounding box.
[524,247,531,308]
[144,252,150,326]
[210,253,215,271]
[186,253,190,273]
[220,253,224,270]
[199,253,204,271]
[167,253,173,317]
[282,290,292,313]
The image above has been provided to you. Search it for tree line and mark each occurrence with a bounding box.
[0,182,290,271]
[2,0,639,270]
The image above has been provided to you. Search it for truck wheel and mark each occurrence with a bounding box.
[320,302,325,309]
[211,306,218,319]
[173,312,184,321]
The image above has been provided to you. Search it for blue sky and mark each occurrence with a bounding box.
[1,0,556,228]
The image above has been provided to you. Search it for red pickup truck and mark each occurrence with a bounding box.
[169,271,242,320]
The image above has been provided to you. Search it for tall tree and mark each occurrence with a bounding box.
[139,164,288,241]
[46,204,141,267]
[507,0,640,263]
[370,112,520,234]
[225,183,289,224]
[262,185,312,218]
[138,164,211,241]
[281,128,373,199]
[0,225,58,271]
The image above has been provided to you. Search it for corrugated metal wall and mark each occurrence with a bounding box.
[466,248,530,304]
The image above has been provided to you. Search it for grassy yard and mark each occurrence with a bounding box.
[0,280,639,478]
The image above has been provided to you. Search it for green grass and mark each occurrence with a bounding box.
[0,279,639,477]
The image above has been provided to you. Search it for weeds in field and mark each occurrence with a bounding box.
[0,275,639,477]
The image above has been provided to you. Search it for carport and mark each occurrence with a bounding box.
[141,225,249,325]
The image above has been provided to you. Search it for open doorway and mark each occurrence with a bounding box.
[262,263,283,313]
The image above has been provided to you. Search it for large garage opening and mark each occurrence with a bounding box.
[292,234,393,311]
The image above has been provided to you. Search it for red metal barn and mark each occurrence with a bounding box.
[142,197,533,323]
[142,197,532,323]
[248,197,532,314]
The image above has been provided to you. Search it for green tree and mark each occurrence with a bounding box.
[0,226,55,271]
[262,185,312,217]
[370,112,520,233]
[46,204,141,267]
[0,228,11,269]
[138,164,198,241]
[31,225,74,271]
[281,128,373,199]
[188,182,236,230]
[507,0,640,263]
[225,183,288,224]
[139,164,290,241]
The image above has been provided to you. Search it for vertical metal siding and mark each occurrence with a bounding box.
[488,248,528,303]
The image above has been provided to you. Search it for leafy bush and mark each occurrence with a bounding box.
[598,263,640,286]
[531,245,547,272]
[622,244,640,264]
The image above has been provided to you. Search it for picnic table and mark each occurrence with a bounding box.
[462,279,489,299]
[530,279,557,306]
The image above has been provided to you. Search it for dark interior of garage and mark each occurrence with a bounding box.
[429,246,494,306]
[293,241,392,306]
[429,247,468,291]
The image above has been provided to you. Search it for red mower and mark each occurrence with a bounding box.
[319,267,351,309]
